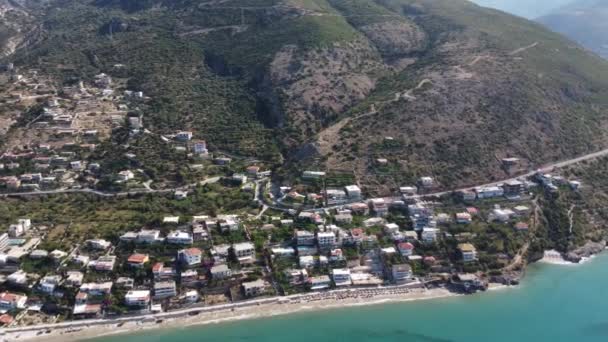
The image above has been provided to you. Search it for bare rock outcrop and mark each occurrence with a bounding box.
[359,20,428,57]
[269,39,385,135]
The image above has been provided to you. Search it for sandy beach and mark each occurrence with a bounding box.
[1,285,463,342]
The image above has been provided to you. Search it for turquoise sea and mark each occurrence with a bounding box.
[94,254,608,342]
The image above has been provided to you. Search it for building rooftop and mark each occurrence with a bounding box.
[458,243,476,252]
[127,254,149,264]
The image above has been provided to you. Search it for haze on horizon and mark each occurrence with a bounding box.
[471,0,573,18]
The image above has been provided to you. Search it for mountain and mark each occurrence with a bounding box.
[3,0,608,193]
[537,0,608,59]
[471,0,572,19]
[0,0,45,57]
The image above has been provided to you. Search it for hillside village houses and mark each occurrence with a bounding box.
[0,108,568,328]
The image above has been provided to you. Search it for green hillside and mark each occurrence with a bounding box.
[4,0,608,192]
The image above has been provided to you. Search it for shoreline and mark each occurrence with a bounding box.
[538,249,597,266]
[4,249,600,342]
[2,285,468,342]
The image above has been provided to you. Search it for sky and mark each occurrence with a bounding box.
[471,0,574,18]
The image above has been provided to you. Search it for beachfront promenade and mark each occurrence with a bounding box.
[1,282,427,340]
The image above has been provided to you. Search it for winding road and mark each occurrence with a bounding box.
[3,146,608,211]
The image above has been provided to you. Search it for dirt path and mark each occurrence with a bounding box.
[178,25,247,36]
[568,205,575,234]
[400,78,431,100]
[509,42,539,56]
[503,196,540,271]
[468,55,490,66]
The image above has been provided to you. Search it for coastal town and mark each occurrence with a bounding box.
[0,54,606,341]
[0,61,608,340]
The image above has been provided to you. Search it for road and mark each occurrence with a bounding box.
[286,147,608,212]
[409,146,608,200]
[0,177,221,199]
[3,146,608,209]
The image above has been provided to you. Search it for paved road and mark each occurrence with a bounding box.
[3,147,608,207]
[293,147,608,212]
[408,147,608,200]
[0,177,221,199]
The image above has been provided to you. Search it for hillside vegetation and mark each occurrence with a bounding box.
[3,0,608,192]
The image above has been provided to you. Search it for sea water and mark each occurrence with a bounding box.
[94,254,608,342]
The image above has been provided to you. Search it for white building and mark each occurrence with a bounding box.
[295,230,316,246]
[476,186,504,199]
[167,231,193,245]
[400,186,417,196]
[184,290,199,303]
[86,239,111,250]
[370,198,389,217]
[421,228,439,243]
[80,282,113,296]
[192,140,208,155]
[89,255,117,272]
[332,268,352,287]
[179,248,203,266]
[136,230,163,244]
[174,190,188,200]
[154,281,177,299]
[242,279,267,297]
[8,219,31,238]
[175,131,193,141]
[299,255,315,269]
[65,271,84,287]
[344,185,362,199]
[39,275,62,294]
[271,247,295,258]
[219,218,239,232]
[384,223,400,234]
[302,171,326,179]
[125,290,151,307]
[7,270,28,286]
[310,275,332,290]
[335,213,353,224]
[117,170,135,181]
[317,232,336,249]
[419,177,434,188]
[233,242,255,264]
[490,208,514,222]
[459,244,478,262]
[392,264,412,284]
[210,264,232,279]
